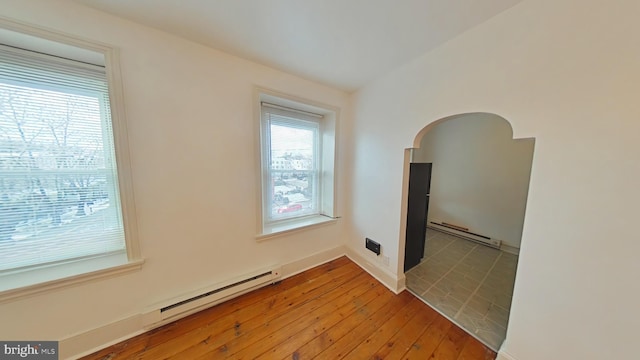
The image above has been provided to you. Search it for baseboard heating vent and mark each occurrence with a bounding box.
[142,266,282,328]
[428,221,501,249]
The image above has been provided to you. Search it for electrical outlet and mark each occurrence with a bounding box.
[382,255,390,266]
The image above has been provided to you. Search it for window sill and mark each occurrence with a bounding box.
[0,253,145,304]
[257,215,338,241]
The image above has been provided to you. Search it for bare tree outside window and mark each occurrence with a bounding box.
[0,81,122,270]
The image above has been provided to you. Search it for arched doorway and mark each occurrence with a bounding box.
[401,112,534,351]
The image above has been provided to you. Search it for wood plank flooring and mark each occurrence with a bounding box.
[81,257,496,360]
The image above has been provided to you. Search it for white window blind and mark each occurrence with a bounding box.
[0,44,125,272]
[261,103,321,223]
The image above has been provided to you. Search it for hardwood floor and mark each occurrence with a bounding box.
[81,257,496,360]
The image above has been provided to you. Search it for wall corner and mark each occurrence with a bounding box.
[496,349,518,360]
[344,245,404,294]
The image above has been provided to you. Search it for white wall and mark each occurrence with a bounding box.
[3,0,640,359]
[414,113,534,248]
[0,0,350,356]
[348,0,640,359]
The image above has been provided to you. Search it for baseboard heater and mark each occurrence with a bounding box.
[142,265,282,328]
[428,221,501,249]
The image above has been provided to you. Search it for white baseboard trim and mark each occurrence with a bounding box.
[344,246,403,294]
[496,350,518,360]
[60,314,144,360]
[396,273,406,292]
[500,244,520,256]
[60,245,346,359]
[62,246,409,359]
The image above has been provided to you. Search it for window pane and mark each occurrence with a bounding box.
[268,122,318,220]
[0,80,124,271]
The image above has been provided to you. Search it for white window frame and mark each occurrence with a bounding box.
[0,19,142,302]
[261,105,321,223]
[255,88,338,239]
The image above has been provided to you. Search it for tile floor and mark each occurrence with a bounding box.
[405,228,518,351]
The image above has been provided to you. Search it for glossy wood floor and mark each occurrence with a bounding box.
[81,257,496,360]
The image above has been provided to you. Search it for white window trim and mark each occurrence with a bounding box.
[0,18,143,302]
[256,216,338,242]
[254,87,339,238]
[0,255,144,304]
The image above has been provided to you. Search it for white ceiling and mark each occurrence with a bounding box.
[74,0,523,92]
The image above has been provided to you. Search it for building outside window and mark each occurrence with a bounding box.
[257,91,338,237]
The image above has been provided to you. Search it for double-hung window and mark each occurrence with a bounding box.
[262,104,320,220]
[257,90,338,238]
[0,23,140,297]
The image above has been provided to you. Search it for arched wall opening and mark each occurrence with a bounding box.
[398,112,535,275]
[397,112,535,350]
